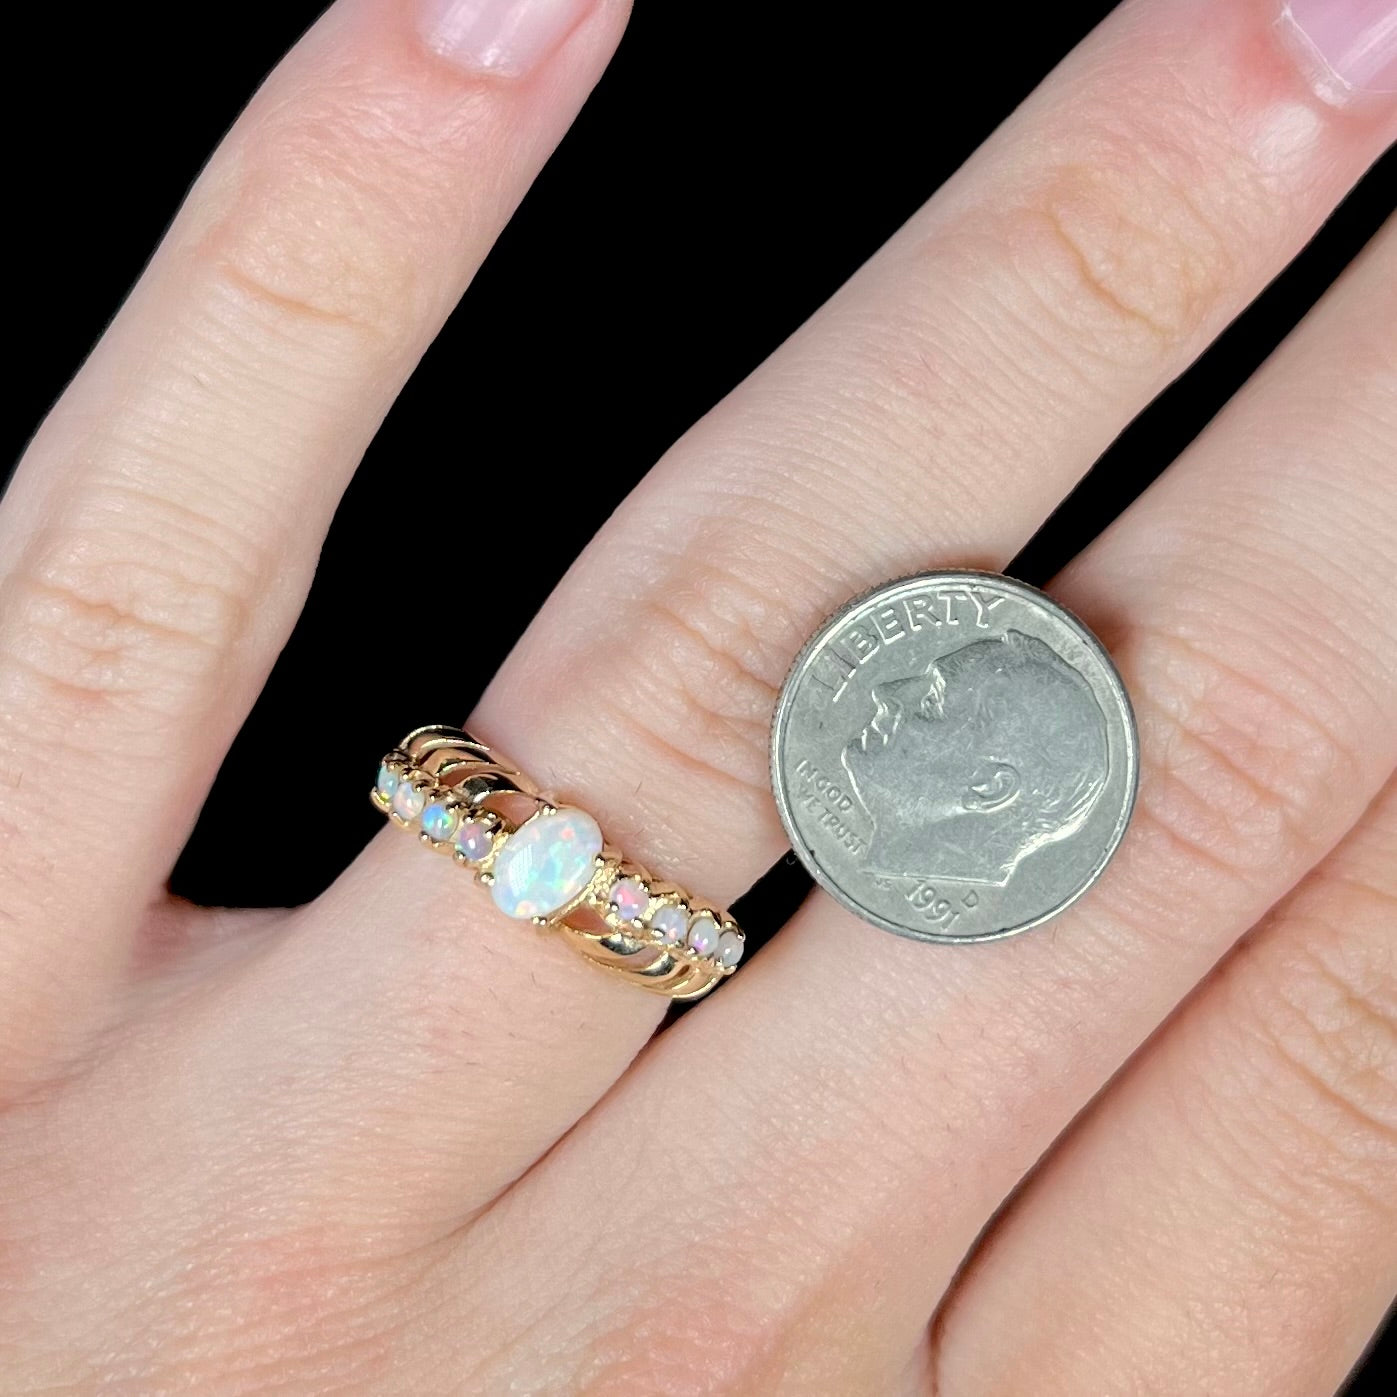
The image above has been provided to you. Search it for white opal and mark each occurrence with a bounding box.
[456,819,494,862]
[490,808,603,920]
[609,877,649,923]
[650,905,688,945]
[421,802,458,843]
[392,781,426,820]
[717,929,744,968]
[687,914,721,958]
[376,764,399,801]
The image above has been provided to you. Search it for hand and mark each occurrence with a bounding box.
[3,1,1395,1392]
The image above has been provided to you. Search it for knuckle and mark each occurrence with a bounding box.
[187,77,473,352]
[0,500,257,735]
[970,107,1257,361]
[1123,614,1365,892]
[1236,899,1397,1192]
[601,543,814,804]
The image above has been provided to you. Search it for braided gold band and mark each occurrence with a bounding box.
[371,726,744,1001]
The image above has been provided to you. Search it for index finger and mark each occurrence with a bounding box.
[0,0,630,1070]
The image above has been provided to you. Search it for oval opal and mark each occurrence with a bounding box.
[490,808,603,920]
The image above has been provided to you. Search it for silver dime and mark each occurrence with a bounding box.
[771,571,1138,943]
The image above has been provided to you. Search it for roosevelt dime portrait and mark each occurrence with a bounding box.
[771,573,1138,943]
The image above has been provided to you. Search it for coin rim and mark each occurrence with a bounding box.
[769,570,1140,944]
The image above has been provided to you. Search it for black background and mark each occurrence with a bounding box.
[7,1,1394,1389]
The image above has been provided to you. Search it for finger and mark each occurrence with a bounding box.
[449,218,1397,1391]
[930,774,1397,1397]
[472,0,1397,900]
[0,0,630,1063]
[271,0,1397,1230]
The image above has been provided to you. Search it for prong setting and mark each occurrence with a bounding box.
[371,727,746,999]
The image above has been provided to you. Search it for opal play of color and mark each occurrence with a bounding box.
[490,808,603,919]
[421,802,458,842]
[455,819,493,862]
[717,929,744,968]
[392,781,426,821]
[650,905,688,945]
[609,877,649,923]
[686,914,721,957]
[372,729,744,1000]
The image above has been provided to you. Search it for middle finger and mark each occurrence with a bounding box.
[281,0,1394,1225]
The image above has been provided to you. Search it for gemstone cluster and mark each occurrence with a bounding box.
[371,755,746,978]
[604,874,745,968]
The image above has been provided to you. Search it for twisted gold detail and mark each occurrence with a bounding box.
[371,726,744,1001]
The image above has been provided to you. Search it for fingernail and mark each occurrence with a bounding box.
[416,0,592,76]
[1279,0,1397,101]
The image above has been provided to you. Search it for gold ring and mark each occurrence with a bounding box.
[371,726,745,1000]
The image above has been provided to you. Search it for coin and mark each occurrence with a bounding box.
[770,571,1138,943]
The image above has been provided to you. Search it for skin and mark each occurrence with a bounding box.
[1,0,1393,1392]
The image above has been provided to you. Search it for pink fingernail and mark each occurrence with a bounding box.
[1280,0,1397,101]
[416,0,592,76]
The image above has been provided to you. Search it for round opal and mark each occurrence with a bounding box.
[608,877,649,923]
[455,819,494,862]
[717,929,744,968]
[391,780,426,821]
[489,808,603,920]
[650,905,688,945]
[421,802,459,843]
[376,764,399,801]
[687,914,721,958]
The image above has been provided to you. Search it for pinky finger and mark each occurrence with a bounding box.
[931,773,1397,1397]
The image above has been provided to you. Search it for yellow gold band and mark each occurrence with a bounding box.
[372,726,744,1000]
